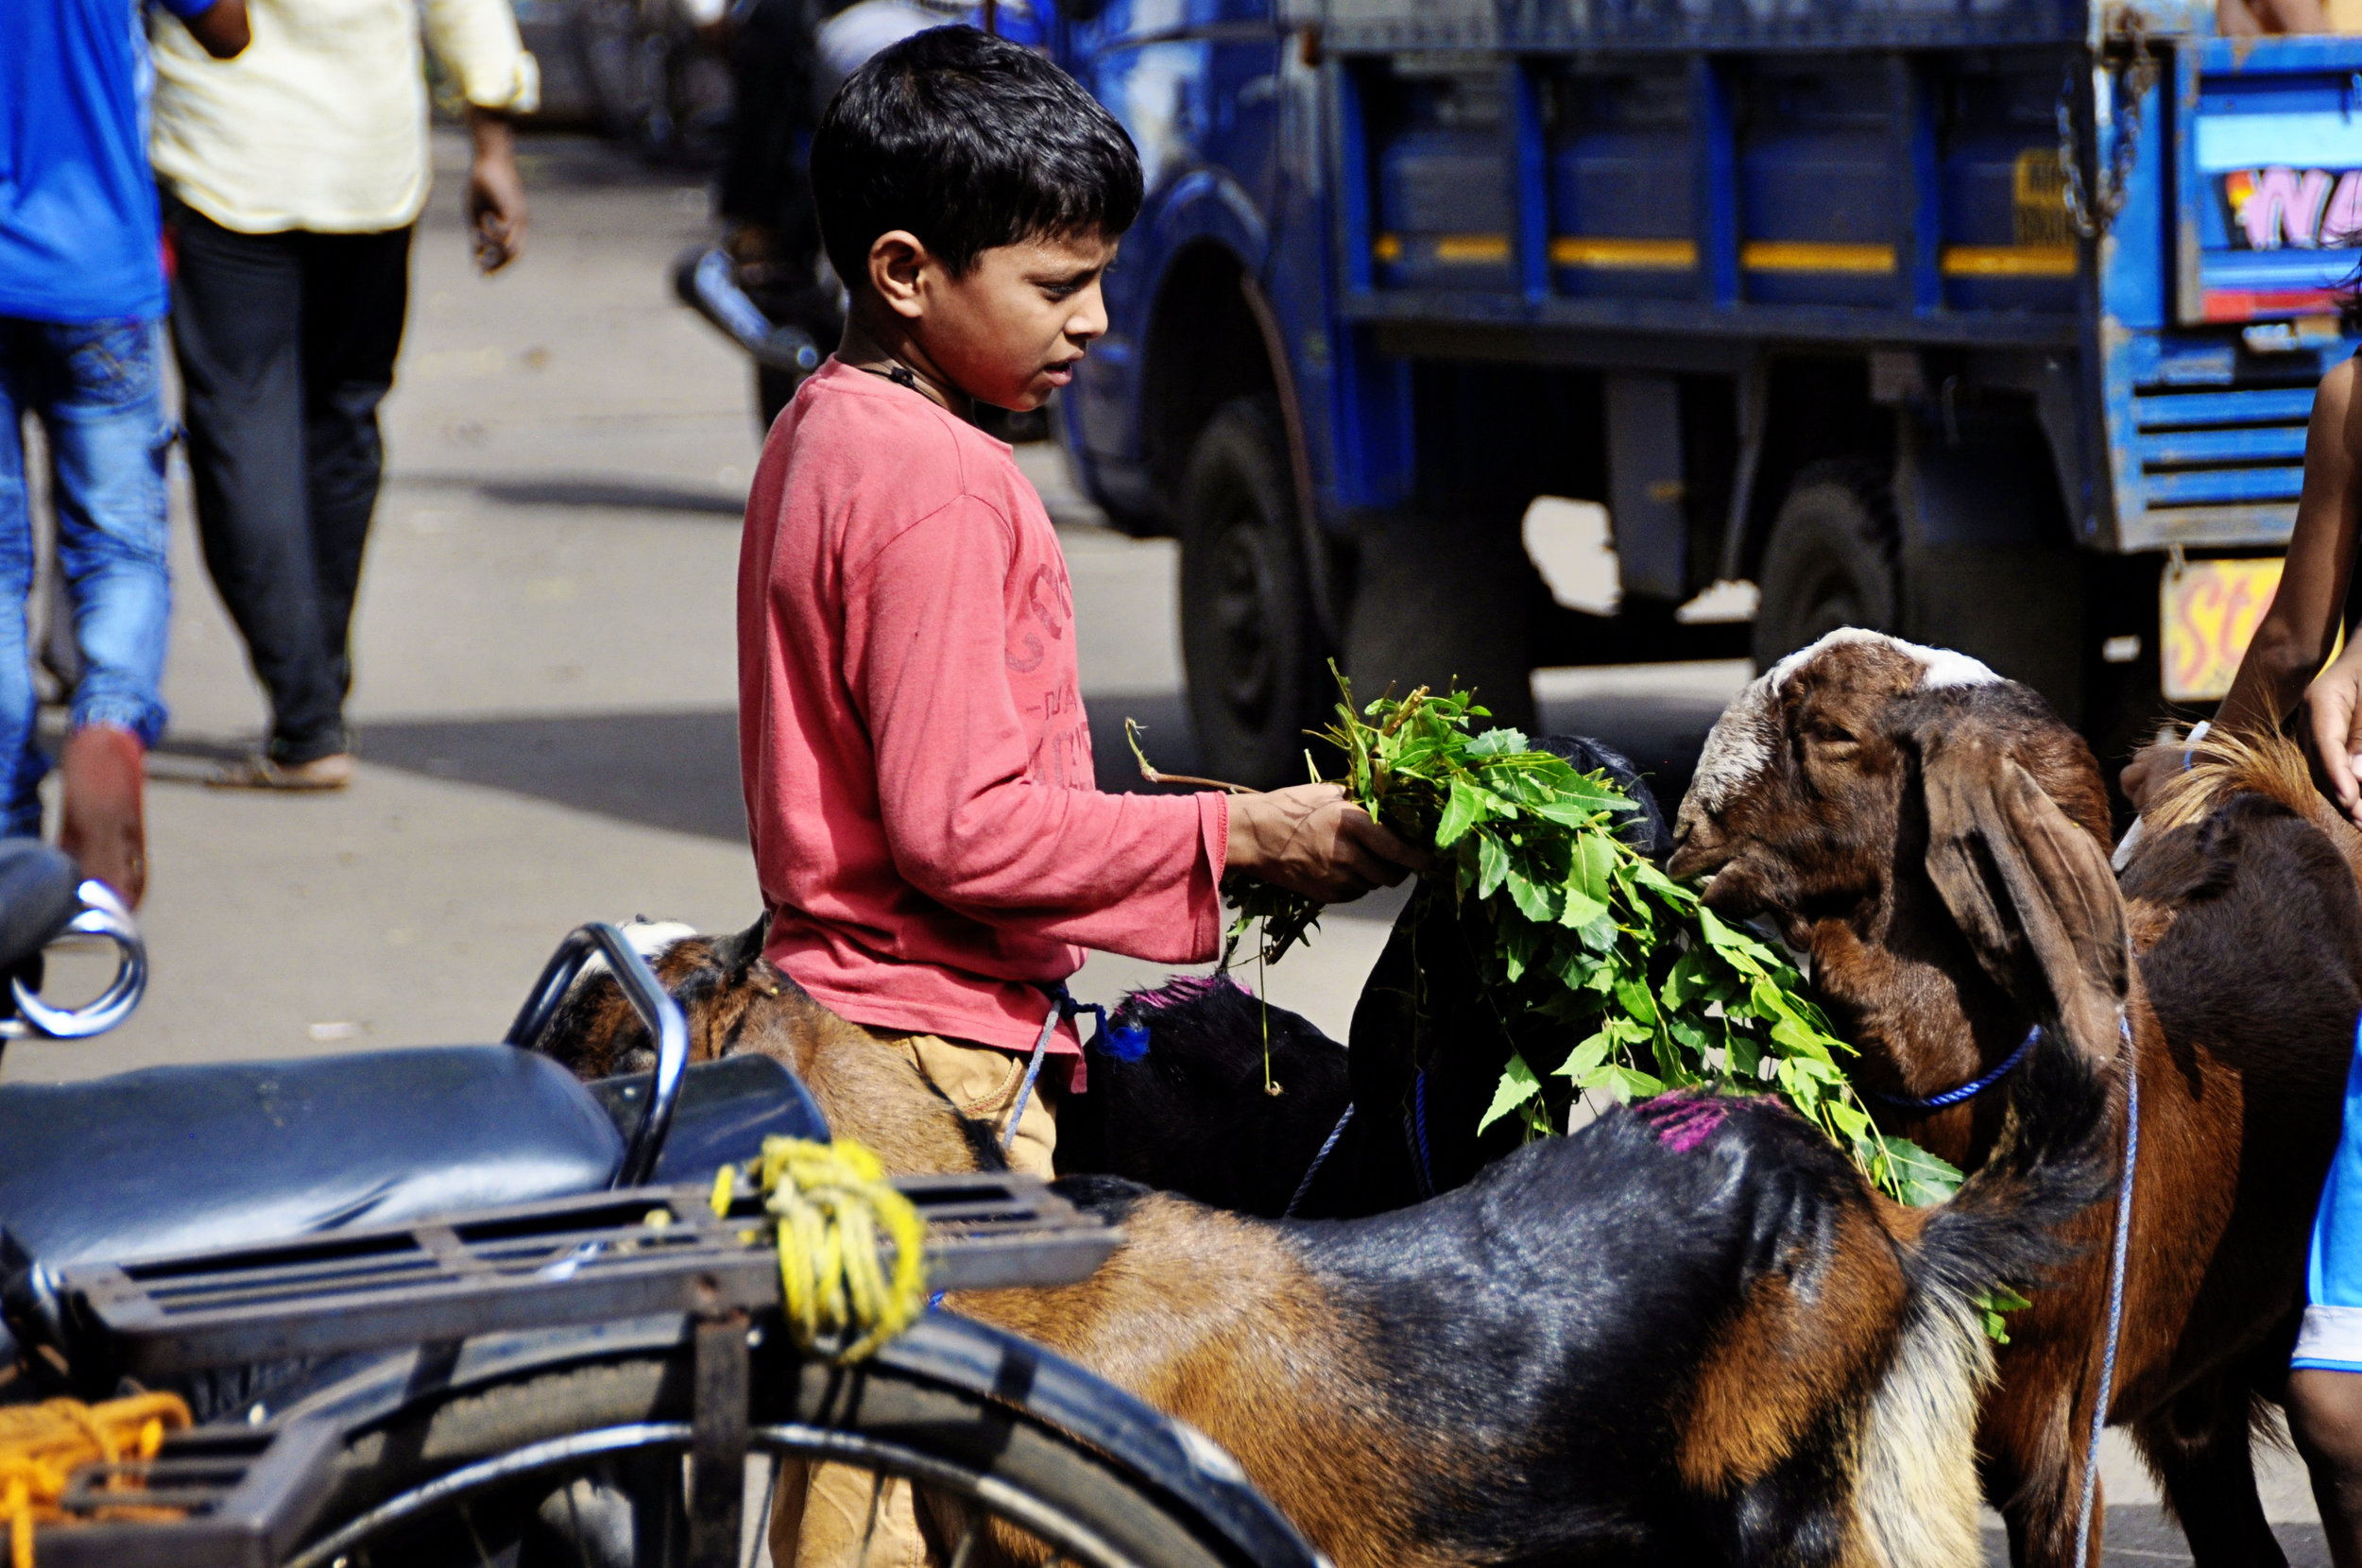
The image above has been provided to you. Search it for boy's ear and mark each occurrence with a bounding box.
[866,230,932,320]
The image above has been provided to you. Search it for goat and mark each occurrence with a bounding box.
[944,1027,2109,1568]
[538,894,2117,1564]
[1664,626,2362,1568]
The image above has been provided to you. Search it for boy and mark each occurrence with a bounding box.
[740,24,1424,1183]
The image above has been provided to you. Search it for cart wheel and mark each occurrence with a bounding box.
[1750,459,1901,669]
[1178,396,1331,789]
[283,1335,1245,1568]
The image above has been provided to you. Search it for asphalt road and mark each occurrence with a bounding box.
[0,129,2325,1562]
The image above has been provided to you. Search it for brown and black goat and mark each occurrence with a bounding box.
[1666,626,2362,1568]
[540,908,2116,1565]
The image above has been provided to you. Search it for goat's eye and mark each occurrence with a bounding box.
[1808,724,1858,747]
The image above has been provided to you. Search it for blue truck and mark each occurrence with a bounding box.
[1038,0,2362,788]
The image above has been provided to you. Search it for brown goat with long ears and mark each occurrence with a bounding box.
[1667,627,2362,1568]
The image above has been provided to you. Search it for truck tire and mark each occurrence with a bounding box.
[1179,397,1331,788]
[1344,513,1538,740]
[1751,460,1901,669]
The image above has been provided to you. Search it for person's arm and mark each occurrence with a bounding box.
[846,501,1420,961]
[181,0,249,58]
[2124,356,2362,808]
[465,108,528,273]
[421,0,538,270]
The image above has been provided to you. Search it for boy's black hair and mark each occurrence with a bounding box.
[811,26,1142,290]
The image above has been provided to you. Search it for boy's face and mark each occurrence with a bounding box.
[876,230,1118,412]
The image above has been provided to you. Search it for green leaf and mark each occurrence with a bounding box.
[1555,1033,1612,1080]
[1477,1052,1542,1133]
[1476,831,1512,900]
[1505,868,1558,925]
[1879,1136,1966,1208]
[1436,776,1486,847]
[1572,833,1617,906]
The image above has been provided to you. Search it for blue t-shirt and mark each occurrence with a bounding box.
[0,0,216,324]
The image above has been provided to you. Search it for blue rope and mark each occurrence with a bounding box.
[1285,1104,1356,1219]
[1003,982,1106,1154]
[1407,1067,1436,1200]
[2074,1014,2140,1566]
[1866,1025,2038,1110]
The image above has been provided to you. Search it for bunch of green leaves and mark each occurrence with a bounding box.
[1213,673,1960,1207]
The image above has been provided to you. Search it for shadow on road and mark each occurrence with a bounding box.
[397,471,747,518]
[292,697,1212,844]
[358,710,749,842]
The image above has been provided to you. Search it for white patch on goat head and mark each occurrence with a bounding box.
[1687,681,1779,815]
[1686,629,2000,816]
[571,918,699,990]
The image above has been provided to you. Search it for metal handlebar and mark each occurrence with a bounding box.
[0,879,146,1041]
[505,924,691,1188]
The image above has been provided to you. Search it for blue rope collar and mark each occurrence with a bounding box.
[1865,1025,2038,1111]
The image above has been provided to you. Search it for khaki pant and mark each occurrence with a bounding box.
[862,1025,1058,1179]
[772,1027,1057,1568]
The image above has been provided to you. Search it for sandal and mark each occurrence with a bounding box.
[206,752,356,792]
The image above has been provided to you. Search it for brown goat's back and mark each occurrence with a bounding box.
[2141,725,2362,892]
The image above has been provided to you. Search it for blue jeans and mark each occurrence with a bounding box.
[0,318,173,837]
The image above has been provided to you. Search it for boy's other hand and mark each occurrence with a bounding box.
[1225,785,1431,903]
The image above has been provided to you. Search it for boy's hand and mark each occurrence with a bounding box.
[1225,785,1431,903]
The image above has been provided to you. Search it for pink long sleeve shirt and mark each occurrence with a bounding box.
[738,360,1229,1055]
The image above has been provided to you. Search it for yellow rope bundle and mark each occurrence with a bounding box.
[710,1136,929,1364]
[0,1392,191,1568]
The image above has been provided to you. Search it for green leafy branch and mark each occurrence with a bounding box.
[1155,669,1962,1209]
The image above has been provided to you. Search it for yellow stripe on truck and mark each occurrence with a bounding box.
[1549,237,1698,270]
[1740,241,1896,273]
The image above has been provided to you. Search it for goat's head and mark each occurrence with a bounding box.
[1667,630,2129,1077]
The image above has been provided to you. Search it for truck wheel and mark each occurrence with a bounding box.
[1179,397,1330,788]
[1751,461,1901,668]
[1344,513,1538,739]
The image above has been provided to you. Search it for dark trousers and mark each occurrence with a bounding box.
[165,202,410,763]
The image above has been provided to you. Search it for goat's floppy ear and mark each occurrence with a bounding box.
[1919,729,2130,1065]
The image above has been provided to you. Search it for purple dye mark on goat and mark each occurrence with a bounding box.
[1633,1091,1730,1154]
[1121,973,1249,1014]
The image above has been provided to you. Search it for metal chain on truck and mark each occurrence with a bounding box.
[2058,9,2160,238]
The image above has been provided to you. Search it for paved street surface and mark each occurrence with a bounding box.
[0,130,2325,1562]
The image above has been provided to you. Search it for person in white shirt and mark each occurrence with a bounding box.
[149,0,537,790]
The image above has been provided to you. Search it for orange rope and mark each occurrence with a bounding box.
[0,1393,190,1568]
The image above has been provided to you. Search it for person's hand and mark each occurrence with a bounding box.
[2119,741,2181,813]
[466,110,528,273]
[1224,784,1431,903]
[2301,655,2362,825]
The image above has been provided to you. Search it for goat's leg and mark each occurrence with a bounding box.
[2134,1372,2287,1568]
[1983,1393,2096,1568]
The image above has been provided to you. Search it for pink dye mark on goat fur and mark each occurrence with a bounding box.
[1633,1091,1730,1154]
[1121,973,1250,1014]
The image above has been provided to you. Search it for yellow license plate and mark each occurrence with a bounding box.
[2162,557,2284,704]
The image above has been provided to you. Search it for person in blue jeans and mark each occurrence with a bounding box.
[0,0,248,906]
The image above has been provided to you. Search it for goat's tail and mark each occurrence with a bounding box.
[2144,724,2362,890]
[1853,1029,2115,1568]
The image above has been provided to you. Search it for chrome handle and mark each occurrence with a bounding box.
[0,879,146,1041]
[506,924,690,1187]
